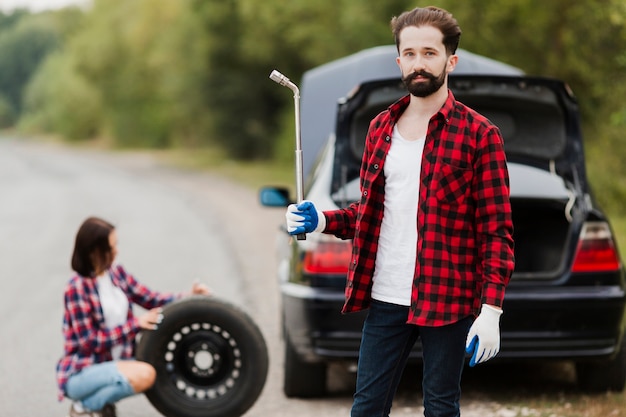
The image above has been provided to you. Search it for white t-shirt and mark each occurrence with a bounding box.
[96,271,130,360]
[371,125,425,306]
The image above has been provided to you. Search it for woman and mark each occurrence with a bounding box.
[56,217,210,417]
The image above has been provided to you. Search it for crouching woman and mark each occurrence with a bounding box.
[56,217,209,417]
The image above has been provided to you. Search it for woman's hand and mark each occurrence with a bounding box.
[191,281,211,296]
[138,307,163,330]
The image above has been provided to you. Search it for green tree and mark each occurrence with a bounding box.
[434,0,626,213]
[0,15,60,117]
[233,0,414,160]
[10,0,626,182]
[68,0,191,147]
[0,9,28,32]
[434,0,626,123]
[20,51,102,140]
[189,0,286,159]
[0,92,15,127]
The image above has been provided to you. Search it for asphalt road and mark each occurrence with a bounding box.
[0,137,586,417]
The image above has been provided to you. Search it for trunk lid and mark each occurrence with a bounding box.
[332,76,593,280]
[333,75,588,198]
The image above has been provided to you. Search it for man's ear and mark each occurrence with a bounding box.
[447,54,458,74]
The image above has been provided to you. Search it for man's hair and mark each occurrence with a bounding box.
[71,216,115,277]
[391,6,461,55]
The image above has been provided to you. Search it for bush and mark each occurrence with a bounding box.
[0,93,16,128]
[20,51,102,140]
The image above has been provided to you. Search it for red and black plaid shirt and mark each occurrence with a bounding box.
[55,264,177,400]
[324,91,515,326]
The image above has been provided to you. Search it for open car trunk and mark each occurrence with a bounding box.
[511,197,571,277]
[332,75,588,281]
[507,162,580,280]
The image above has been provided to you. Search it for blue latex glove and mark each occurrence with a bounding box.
[285,200,323,235]
[465,304,503,367]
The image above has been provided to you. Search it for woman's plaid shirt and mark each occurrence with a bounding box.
[55,264,177,400]
[324,91,515,326]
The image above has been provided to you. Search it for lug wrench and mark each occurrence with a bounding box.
[269,70,306,240]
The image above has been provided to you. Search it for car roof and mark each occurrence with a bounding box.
[299,45,524,175]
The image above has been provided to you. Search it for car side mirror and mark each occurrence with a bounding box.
[259,187,291,207]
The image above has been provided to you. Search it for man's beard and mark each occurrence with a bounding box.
[402,69,446,97]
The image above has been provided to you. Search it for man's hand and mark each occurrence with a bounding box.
[285,200,325,235]
[465,304,503,367]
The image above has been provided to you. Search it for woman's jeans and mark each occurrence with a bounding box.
[65,361,135,411]
[351,300,472,417]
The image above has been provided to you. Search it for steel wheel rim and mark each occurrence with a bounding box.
[163,321,243,400]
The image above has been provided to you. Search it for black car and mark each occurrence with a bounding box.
[260,46,626,397]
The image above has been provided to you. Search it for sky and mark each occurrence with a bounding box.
[0,0,91,13]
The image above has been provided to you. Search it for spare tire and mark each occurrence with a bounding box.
[136,296,269,417]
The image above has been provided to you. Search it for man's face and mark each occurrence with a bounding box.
[396,25,457,98]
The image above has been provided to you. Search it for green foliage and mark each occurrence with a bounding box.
[4,0,626,221]
[0,13,61,113]
[194,0,277,159]
[67,0,187,147]
[0,9,28,31]
[0,92,15,127]
[228,0,414,160]
[3,0,626,249]
[434,0,626,124]
[19,51,101,140]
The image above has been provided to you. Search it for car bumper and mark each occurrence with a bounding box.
[281,282,626,363]
[500,285,626,359]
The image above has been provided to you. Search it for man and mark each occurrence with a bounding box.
[286,6,515,417]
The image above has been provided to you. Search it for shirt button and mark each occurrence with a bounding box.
[385,135,390,142]
[373,164,379,170]
[363,191,368,197]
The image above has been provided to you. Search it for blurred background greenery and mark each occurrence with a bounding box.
[2,0,626,245]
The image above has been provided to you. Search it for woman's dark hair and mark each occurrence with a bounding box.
[391,6,461,56]
[71,217,115,277]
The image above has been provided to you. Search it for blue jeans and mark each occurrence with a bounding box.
[65,361,135,411]
[351,300,472,417]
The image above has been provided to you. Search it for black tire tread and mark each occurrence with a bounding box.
[136,296,269,417]
[283,336,327,398]
[576,336,626,392]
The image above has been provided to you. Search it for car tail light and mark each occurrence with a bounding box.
[571,221,621,273]
[302,239,352,275]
